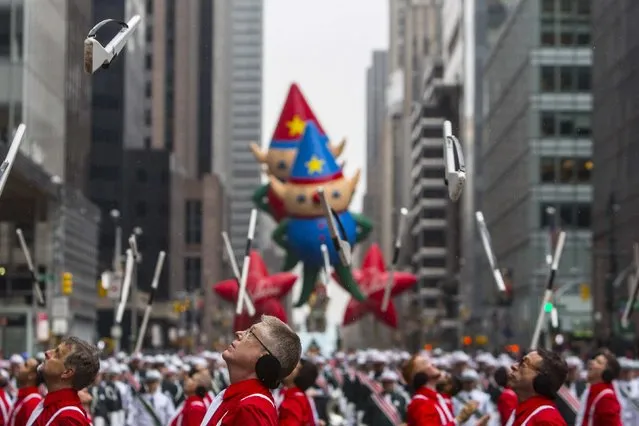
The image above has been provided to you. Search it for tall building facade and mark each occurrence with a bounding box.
[0,0,100,351]
[226,0,263,259]
[363,50,388,252]
[591,0,639,348]
[481,0,593,346]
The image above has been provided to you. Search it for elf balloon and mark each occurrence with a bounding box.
[213,250,297,331]
[270,122,372,307]
[251,83,346,223]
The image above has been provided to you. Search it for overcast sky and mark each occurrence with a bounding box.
[262,0,389,333]
[262,0,389,212]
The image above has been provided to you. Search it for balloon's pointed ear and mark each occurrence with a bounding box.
[250,142,267,163]
[269,175,286,199]
[329,138,347,157]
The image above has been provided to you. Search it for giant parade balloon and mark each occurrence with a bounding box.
[269,121,373,307]
[339,244,417,328]
[213,250,297,331]
[250,83,346,223]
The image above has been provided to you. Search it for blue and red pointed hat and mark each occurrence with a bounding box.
[269,83,328,150]
[289,122,343,184]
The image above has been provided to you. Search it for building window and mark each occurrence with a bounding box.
[540,203,591,228]
[539,111,591,137]
[539,156,592,183]
[136,202,147,217]
[542,0,555,14]
[145,81,152,98]
[144,109,152,126]
[540,66,591,92]
[422,147,443,158]
[420,230,446,247]
[185,200,202,244]
[421,168,443,179]
[422,258,446,268]
[184,257,201,291]
[422,209,446,219]
[421,189,447,199]
[145,53,153,70]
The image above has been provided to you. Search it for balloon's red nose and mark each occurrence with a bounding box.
[312,192,321,204]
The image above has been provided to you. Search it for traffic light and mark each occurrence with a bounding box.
[580,284,590,301]
[475,335,488,346]
[62,272,73,295]
[544,302,553,313]
[462,336,472,346]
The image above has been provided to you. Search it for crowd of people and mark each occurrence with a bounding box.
[0,316,638,425]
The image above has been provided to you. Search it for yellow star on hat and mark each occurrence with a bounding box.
[305,155,324,175]
[286,115,306,137]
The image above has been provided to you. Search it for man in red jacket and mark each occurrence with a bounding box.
[27,336,100,426]
[7,357,43,426]
[575,349,622,426]
[169,369,209,426]
[201,315,302,426]
[507,348,567,425]
[279,359,320,426]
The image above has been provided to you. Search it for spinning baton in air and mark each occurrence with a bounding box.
[443,120,466,202]
[317,187,352,267]
[0,124,26,201]
[320,244,331,288]
[221,231,255,316]
[84,15,141,74]
[530,231,566,349]
[134,251,165,354]
[236,209,258,315]
[15,228,45,306]
[115,249,135,325]
[621,243,639,329]
[475,211,506,293]
[382,207,408,312]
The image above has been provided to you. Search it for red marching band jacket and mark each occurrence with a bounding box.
[200,379,278,426]
[496,388,518,426]
[406,386,456,426]
[168,395,207,426]
[7,386,43,426]
[576,382,622,426]
[278,387,316,426]
[505,395,566,426]
[24,388,91,426]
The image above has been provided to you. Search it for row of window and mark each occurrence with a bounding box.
[539,202,591,228]
[185,200,203,245]
[184,256,201,292]
[540,156,592,183]
[541,0,590,16]
[540,66,591,93]
[540,111,591,138]
[540,20,590,47]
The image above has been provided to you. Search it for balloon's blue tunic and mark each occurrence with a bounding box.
[287,211,357,267]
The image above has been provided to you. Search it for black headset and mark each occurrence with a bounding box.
[532,372,556,399]
[250,330,282,389]
[188,368,209,398]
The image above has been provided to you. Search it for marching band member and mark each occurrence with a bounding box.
[564,357,587,400]
[168,369,208,426]
[29,336,100,426]
[402,353,488,426]
[492,367,517,426]
[128,369,175,426]
[361,370,406,426]
[278,359,319,426]
[454,369,497,426]
[506,349,567,426]
[615,357,639,425]
[7,358,43,426]
[575,349,622,426]
[200,315,302,426]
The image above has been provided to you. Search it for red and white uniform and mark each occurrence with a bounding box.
[201,379,277,426]
[505,395,566,426]
[0,388,13,426]
[496,388,518,426]
[24,388,90,426]
[439,393,454,418]
[577,382,622,426]
[8,387,42,426]
[169,395,206,426]
[203,392,214,408]
[278,386,316,426]
[406,386,456,426]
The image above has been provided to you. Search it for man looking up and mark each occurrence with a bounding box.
[201,315,302,426]
[28,336,100,426]
[7,357,43,426]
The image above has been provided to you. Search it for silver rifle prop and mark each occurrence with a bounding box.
[530,231,567,349]
[0,124,26,201]
[317,187,352,267]
[443,120,466,202]
[236,209,258,315]
[115,249,135,324]
[475,211,507,293]
[320,244,331,287]
[620,243,639,329]
[221,231,255,316]
[15,228,45,306]
[382,207,408,312]
[133,251,165,354]
[129,234,140,261]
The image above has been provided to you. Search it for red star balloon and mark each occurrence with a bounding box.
[213,250,297,331]
[336,243,417,328]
